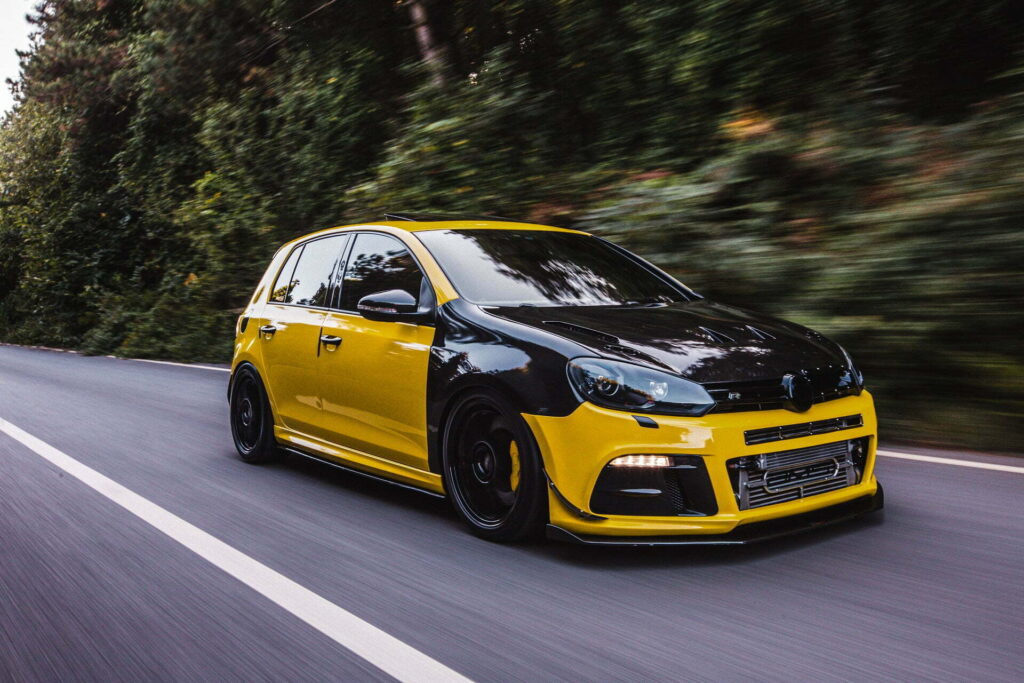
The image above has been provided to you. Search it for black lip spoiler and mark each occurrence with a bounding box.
[546,486,883,546]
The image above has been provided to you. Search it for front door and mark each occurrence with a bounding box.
[318,232,434,471]
[257,233,349,436]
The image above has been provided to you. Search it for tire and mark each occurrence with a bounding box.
[229,365,278,464]
[441,389,548,542]
[866,482,885,524]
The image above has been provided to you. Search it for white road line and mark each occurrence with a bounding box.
[0,417,470,683]
[878,449,1024,474]
[127,358,230,372]
[1,343,229,372]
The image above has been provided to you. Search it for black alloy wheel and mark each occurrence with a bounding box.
[442,390,547,541]
[230,365,278,463]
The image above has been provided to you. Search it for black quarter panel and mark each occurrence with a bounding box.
[426,298,586,473]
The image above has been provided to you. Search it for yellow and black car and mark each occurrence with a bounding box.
[229,214,882,544]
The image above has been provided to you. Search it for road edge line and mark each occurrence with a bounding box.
[0,417,470,683]
[125,357,230,372]
[0,341,229,373]
[877,449,1024,474]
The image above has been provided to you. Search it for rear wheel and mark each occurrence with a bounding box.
[442,390,547,541]
[230,365,278,464]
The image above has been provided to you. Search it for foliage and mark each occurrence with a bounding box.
[1,0,1022,449]
[580,106,1024,449]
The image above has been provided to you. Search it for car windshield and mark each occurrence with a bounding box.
[415,229,693,307]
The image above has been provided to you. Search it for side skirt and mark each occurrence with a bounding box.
[280,446,446,500]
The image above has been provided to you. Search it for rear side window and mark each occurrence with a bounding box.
[340,233,424,311]
[270,246,303,303]
[270,234,348,307]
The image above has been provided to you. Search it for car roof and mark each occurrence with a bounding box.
[279,216,585,249]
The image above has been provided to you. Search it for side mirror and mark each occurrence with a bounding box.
[357,289,426,323]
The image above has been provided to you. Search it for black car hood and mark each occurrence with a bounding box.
[486,301,845,383]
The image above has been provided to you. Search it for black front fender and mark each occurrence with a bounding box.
[425,299,586,473]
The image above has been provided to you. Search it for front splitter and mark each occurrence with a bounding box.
[546,486,884,546]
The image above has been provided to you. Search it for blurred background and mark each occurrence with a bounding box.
[0,0,1021,452]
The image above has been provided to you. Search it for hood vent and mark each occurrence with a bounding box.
[542,320,620,345]
[699,324,776,344]
[603,344,675,371]
[542,320,673,371]
[745,325,776,341]
[697,326,736,345]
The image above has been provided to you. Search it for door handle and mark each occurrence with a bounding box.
[259,324,277,337]
[320,334,342,349]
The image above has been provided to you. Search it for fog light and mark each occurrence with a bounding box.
[608,454,672,468]
[849,437,869,469]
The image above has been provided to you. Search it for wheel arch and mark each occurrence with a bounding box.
[228,361,280,424]
[425,299,587,475]
[428,375,533,475]
[227,359,258,399]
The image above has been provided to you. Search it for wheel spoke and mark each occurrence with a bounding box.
[233,377,263,451]
[448,402,522,526]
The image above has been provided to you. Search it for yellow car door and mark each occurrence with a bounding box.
[317,232,434,472]
[257,233,350,437]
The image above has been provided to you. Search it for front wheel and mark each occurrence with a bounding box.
[229,365,278,464]
[441,390,548,542]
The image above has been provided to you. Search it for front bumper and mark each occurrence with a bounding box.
[523,391,881,539]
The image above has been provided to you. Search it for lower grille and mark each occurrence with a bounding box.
[744,414,863,446]
[728,439,865,510]
[759,440,850,470]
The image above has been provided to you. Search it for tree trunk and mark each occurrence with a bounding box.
[406,0,448,87]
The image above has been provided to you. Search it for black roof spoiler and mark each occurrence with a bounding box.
[384,212,523,223]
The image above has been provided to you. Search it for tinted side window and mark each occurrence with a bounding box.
[340,234,424,311]
[270,245,304,303]
[286,234,348,307]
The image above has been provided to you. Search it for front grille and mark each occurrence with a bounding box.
[705,365,860,414]
[728,439,863,510]
[744,414,863,446]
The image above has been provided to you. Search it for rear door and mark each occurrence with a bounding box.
[318,232,435,471]
[257,233,350,436]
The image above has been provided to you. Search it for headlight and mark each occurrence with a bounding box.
[567,357,714,416]
[837,344,865,391]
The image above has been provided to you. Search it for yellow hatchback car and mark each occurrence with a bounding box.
[229,214,882,544]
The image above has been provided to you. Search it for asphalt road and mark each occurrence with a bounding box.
[1,345,1022,682]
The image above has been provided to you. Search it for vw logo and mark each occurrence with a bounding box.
[782,372,814,413]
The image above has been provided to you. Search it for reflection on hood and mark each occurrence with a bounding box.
[486,300,845,383]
